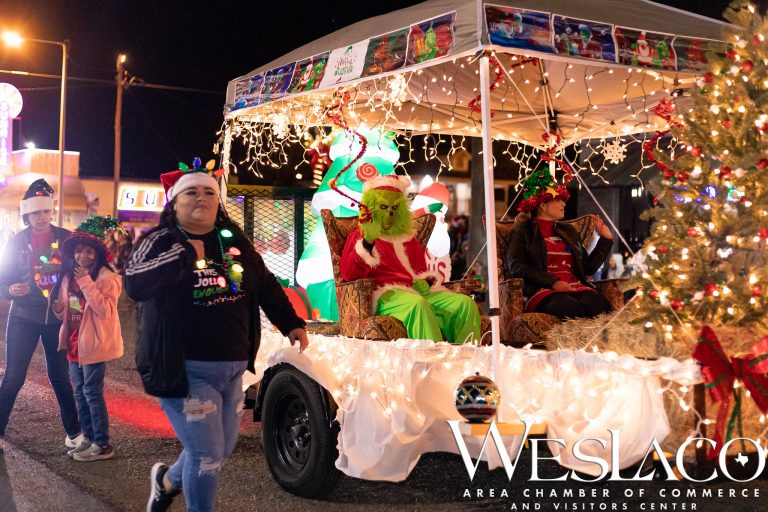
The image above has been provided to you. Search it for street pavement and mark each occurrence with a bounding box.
[1,294,768,511]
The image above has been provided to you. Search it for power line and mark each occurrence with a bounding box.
[0,68,222,95]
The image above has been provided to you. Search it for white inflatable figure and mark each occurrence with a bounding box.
[410,178,452,283]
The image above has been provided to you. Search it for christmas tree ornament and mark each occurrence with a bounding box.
[752,285,763,297]
[756,158,768,170]
[742,59,754,72]
[455,373,501,423]
[602,138,627,164]
[687,227,700,237]
[670,299,683,311]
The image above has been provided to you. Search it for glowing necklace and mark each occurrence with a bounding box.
[176,225,244,305]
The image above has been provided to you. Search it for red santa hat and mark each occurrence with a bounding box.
[160,158,224,201]
[362,174,410,194]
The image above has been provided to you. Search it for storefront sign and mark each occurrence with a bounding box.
[0,83,23,173]
[118,185,166,212]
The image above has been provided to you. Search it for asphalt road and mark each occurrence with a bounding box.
[1,294,767,512]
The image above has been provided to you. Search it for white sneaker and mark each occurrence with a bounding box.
[65,433,84,448]
[67,439,92,459]
[73,443,114,462]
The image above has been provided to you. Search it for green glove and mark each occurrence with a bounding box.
[412,279,430,296]
[361,219,381,242]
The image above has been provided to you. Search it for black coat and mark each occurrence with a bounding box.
[505,219,613,298]
[0,225,70,324]
[124,225,305,398]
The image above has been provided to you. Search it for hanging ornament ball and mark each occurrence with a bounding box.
[760,228,768,241]
[690,146,702,157]
[268,230,291,255]
[726,49,737,60]
[657,246,669,254]
[719,166,732,178]
[757,158,768,170]
[704,72,714,84]
[670,299,683,311]
[253,237,268,254]
[356,162,379,182]
[663,170,675,180]
[704,283,718,296]
[742,60,754,72]
[721,118,731,129]
[649,289,660,299]
[687,227,700,237]
[677,171,689,182]
[455,373,501,423]
[752,285,763,298]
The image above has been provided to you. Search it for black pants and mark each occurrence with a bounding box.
[535,290,612,320]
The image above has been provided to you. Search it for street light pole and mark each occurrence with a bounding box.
[55,39,68,226]
[113,54,125,217]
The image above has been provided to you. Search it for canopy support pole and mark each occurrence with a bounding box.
[220,121,233,202]
[478,54,501,386]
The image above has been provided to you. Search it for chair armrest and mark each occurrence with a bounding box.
[338,279,376,337]
[442,278,482,295]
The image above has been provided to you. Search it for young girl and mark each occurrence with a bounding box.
[52,216,124,461]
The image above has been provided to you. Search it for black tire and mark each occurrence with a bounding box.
[261,365,341,498]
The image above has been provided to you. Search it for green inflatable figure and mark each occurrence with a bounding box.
[295,129,399,321]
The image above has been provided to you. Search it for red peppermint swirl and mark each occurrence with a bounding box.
[356,163,379,182]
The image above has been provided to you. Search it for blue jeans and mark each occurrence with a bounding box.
[159,360,247,512]
[0,316,80,438]
[68,362,109,447]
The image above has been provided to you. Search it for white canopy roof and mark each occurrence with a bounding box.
[225,0,728,146]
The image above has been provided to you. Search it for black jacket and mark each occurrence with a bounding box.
[505,219,613,298]
[0,225,70,324]
[124,225,305,398]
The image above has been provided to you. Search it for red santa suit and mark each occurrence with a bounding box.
[340,228,480,343]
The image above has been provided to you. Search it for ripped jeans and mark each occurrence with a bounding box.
[159,360,247,512]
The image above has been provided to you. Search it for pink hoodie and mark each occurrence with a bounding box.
[56,267,124,365]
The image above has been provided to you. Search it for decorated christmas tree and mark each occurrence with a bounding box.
[638,0,768,340]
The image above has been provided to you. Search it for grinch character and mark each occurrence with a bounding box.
[340,175,481,343]
[652,40,671,69]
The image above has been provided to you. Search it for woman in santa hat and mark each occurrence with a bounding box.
[0,179,82,453]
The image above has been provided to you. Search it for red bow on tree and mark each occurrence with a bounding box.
[692,326,768,459]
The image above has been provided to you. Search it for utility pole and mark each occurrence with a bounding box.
[113,54,126,217]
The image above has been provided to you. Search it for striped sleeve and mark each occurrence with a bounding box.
[124,229,189,301]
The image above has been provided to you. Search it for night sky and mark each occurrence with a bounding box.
[0,0,747,182]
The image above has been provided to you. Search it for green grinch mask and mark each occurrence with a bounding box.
[361,188,412,235]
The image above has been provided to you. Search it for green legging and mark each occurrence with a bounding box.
[375,289,481,343]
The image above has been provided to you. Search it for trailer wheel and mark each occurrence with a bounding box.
[261,366,341,498]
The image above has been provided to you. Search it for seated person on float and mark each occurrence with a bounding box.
[506,170,614,320]
[340,174,481,343]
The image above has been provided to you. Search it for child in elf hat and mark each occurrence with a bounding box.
[52,216,125,461]
[506,169,614,319]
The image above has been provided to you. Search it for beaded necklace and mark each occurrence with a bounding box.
[177,225,244,306]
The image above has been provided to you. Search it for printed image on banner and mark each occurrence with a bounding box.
[615,28,676,70]
[406,12,456,65]
[363,28,409,77]
[320,40,370,88]
[553,16,615,62]
[232,74,264,110]
[263,63,295,103]
[288,53,329,94]
[484,5,554,53]
[674,37,721,73]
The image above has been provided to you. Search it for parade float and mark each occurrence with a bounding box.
[218,0,768,498]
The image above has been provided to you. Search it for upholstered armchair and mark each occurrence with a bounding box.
[496,214,626,345]
[321,209,489,341]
